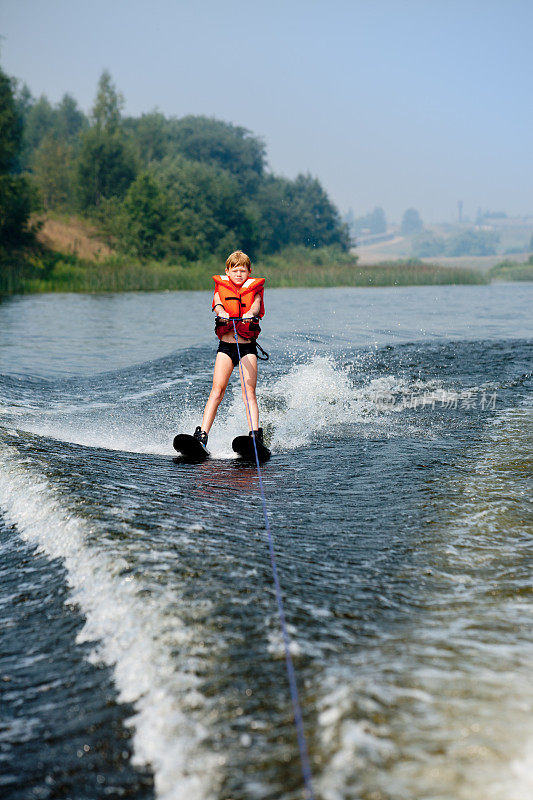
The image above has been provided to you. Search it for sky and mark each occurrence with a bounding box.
[1,0,532,223]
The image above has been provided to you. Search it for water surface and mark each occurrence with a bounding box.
[1,283,532,800]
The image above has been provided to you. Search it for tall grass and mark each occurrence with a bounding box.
[489,258,533,282]
[2,247,488,295]
[260,248,486,287]
[0,263,28,294]
[21,257,216,293]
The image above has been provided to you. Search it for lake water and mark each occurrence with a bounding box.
[0,283,532,800]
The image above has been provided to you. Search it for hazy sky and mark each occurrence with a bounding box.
[2,0,531,222]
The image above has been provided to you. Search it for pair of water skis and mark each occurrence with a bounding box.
[173,433,271,463]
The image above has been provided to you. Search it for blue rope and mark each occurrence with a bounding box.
[232,320,315,800]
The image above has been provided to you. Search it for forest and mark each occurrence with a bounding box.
[1,67,350,274]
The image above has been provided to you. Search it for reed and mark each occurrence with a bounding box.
[261,252,487,288]
[2,248,489,295]
[15,256,216,294]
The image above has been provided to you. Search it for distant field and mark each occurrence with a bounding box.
[355,237,412,263]
[357,244,531,272]
[421,253,530,272]
[356,223,532,272]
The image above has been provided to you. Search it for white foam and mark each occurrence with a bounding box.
[5,354,482,459]
[222,356,429,452]
[0,441,221,800]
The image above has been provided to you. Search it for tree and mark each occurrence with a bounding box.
[151,155,257,259]
[21,95,55,159]
[92,70,123,134]
[55,93,87,140]
[401,208,423,235]
[0,67,33,250]
[13,88,87,174]
[252,175,293,252]
[254,173,349,253]
[13,81,34,125]
[123,112,169,164]
[349,207,387,236]
[75,128,136,208]
[290,174,350,249]
[0,174,33,248]
[367,207,387,234]
[118,172,169,259]
[75,72,136,208]
[167,116,266,192]
[31,134,74,209]
[0,69,23,172]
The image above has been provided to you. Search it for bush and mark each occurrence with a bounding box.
[445,229,499,256]
[411,231,446,257]
[489,258,533,282]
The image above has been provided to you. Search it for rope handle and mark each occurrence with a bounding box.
[215,315,260,321]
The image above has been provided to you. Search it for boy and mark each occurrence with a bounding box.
[193,250,266,448]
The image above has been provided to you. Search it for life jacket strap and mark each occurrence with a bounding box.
[256,342,269,361]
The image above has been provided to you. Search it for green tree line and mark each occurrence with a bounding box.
[411,228,500,257]
[2,67,349,263]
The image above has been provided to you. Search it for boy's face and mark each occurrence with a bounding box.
[226,264,250,285]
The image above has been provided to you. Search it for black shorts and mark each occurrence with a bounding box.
[217,340,257,368]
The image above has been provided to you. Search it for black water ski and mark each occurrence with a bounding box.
[232,435,271,463]
[173,433,209,461]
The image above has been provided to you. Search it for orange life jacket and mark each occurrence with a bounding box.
[212,274,265,340]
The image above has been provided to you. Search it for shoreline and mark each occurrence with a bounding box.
[1,249,532,297]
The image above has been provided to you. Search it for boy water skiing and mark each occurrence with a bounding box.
[193,250,267,451]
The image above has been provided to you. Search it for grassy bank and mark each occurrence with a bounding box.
[0,214,501,294]
[489,256,533,282]
[9,255,217,293]
[261,250,487,287]
[1,246,492,295]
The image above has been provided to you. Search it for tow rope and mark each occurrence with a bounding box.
[232,320,315,800]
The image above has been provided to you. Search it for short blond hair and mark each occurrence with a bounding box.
[225,250,251,272]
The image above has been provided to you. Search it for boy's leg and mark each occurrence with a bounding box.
[201,352,234,433]
[239,354,259,431]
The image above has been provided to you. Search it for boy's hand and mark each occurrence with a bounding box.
[216,312,230,320]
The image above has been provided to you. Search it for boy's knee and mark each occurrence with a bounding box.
[211,385,226,402]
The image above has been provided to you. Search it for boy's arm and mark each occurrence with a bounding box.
[213,291,229,318]
[242,294,261,318]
